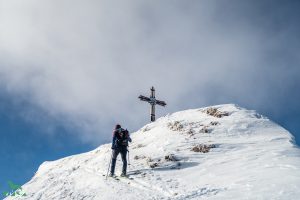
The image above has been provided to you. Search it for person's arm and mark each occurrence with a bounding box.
[112,131,117,149]
[125,129,132,142]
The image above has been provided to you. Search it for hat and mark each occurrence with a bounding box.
[115,124,121,129]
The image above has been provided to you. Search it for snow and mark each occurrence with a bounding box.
[6,104,300,200]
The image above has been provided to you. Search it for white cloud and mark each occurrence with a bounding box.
[0,0,299,144]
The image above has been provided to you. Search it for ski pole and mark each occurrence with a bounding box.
[106,150,113,180]
[127,150,130,165]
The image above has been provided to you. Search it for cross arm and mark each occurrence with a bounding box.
[156,99,167,106]
[138,95,151,102]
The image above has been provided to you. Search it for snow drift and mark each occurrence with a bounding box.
[6,104,300,200]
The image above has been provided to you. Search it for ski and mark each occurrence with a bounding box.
[119,175,134,180]
[105,174,120,181]
[108,176,120,181]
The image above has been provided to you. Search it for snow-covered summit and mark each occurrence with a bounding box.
[7,104,300,200]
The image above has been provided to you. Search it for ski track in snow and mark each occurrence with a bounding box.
[5,104,300,200]
[84,166,175,198]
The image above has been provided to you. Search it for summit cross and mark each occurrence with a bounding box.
[138,87,166,122]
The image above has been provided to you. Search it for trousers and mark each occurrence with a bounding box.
[110,148,127,175]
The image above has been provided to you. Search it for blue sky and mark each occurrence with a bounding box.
[0,0,300,194]
[0,92,95,194]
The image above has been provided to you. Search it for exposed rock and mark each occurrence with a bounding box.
[199,126,212,133]
[72,166,80,171]
[210,121,220,126]
[149,163,159,168]
[134,155,146,160]
[186,128,195,136]
[168,121,184,132]
[191,144,216,153]
[203,107,229,118]
[146,157,160,168]
[164,154,179,162]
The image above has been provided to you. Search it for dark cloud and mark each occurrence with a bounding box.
[0,0,299,144]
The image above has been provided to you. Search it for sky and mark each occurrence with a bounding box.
[0,0,300,194]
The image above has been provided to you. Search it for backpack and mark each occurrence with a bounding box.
[115,129,129,147]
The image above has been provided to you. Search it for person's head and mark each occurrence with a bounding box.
[115,124,121,131]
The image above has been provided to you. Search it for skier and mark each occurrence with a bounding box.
[109,124,132,177]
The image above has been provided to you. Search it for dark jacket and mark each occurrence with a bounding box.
[112,128,132,150]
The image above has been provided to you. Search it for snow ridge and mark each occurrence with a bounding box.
[6,104,300,200]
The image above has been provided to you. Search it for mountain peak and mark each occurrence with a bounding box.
[7,105,300,200]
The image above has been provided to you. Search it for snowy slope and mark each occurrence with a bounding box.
[6,104,300,200]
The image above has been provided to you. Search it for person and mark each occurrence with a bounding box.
[109,124,132,177]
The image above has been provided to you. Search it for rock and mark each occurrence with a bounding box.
[168,121,184,132]
[210,121,220,126]
[150,163,159,168]
[199,126,211,133]
[191,144,216,153]
[186,129,195,136]
[164,154,179,162]
[203,107,229,118]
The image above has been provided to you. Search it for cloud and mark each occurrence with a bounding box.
[0,0,299,144]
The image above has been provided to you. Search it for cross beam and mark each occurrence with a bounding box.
[139,87,166,122]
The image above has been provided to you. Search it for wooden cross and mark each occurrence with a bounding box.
[139,87,166,122]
